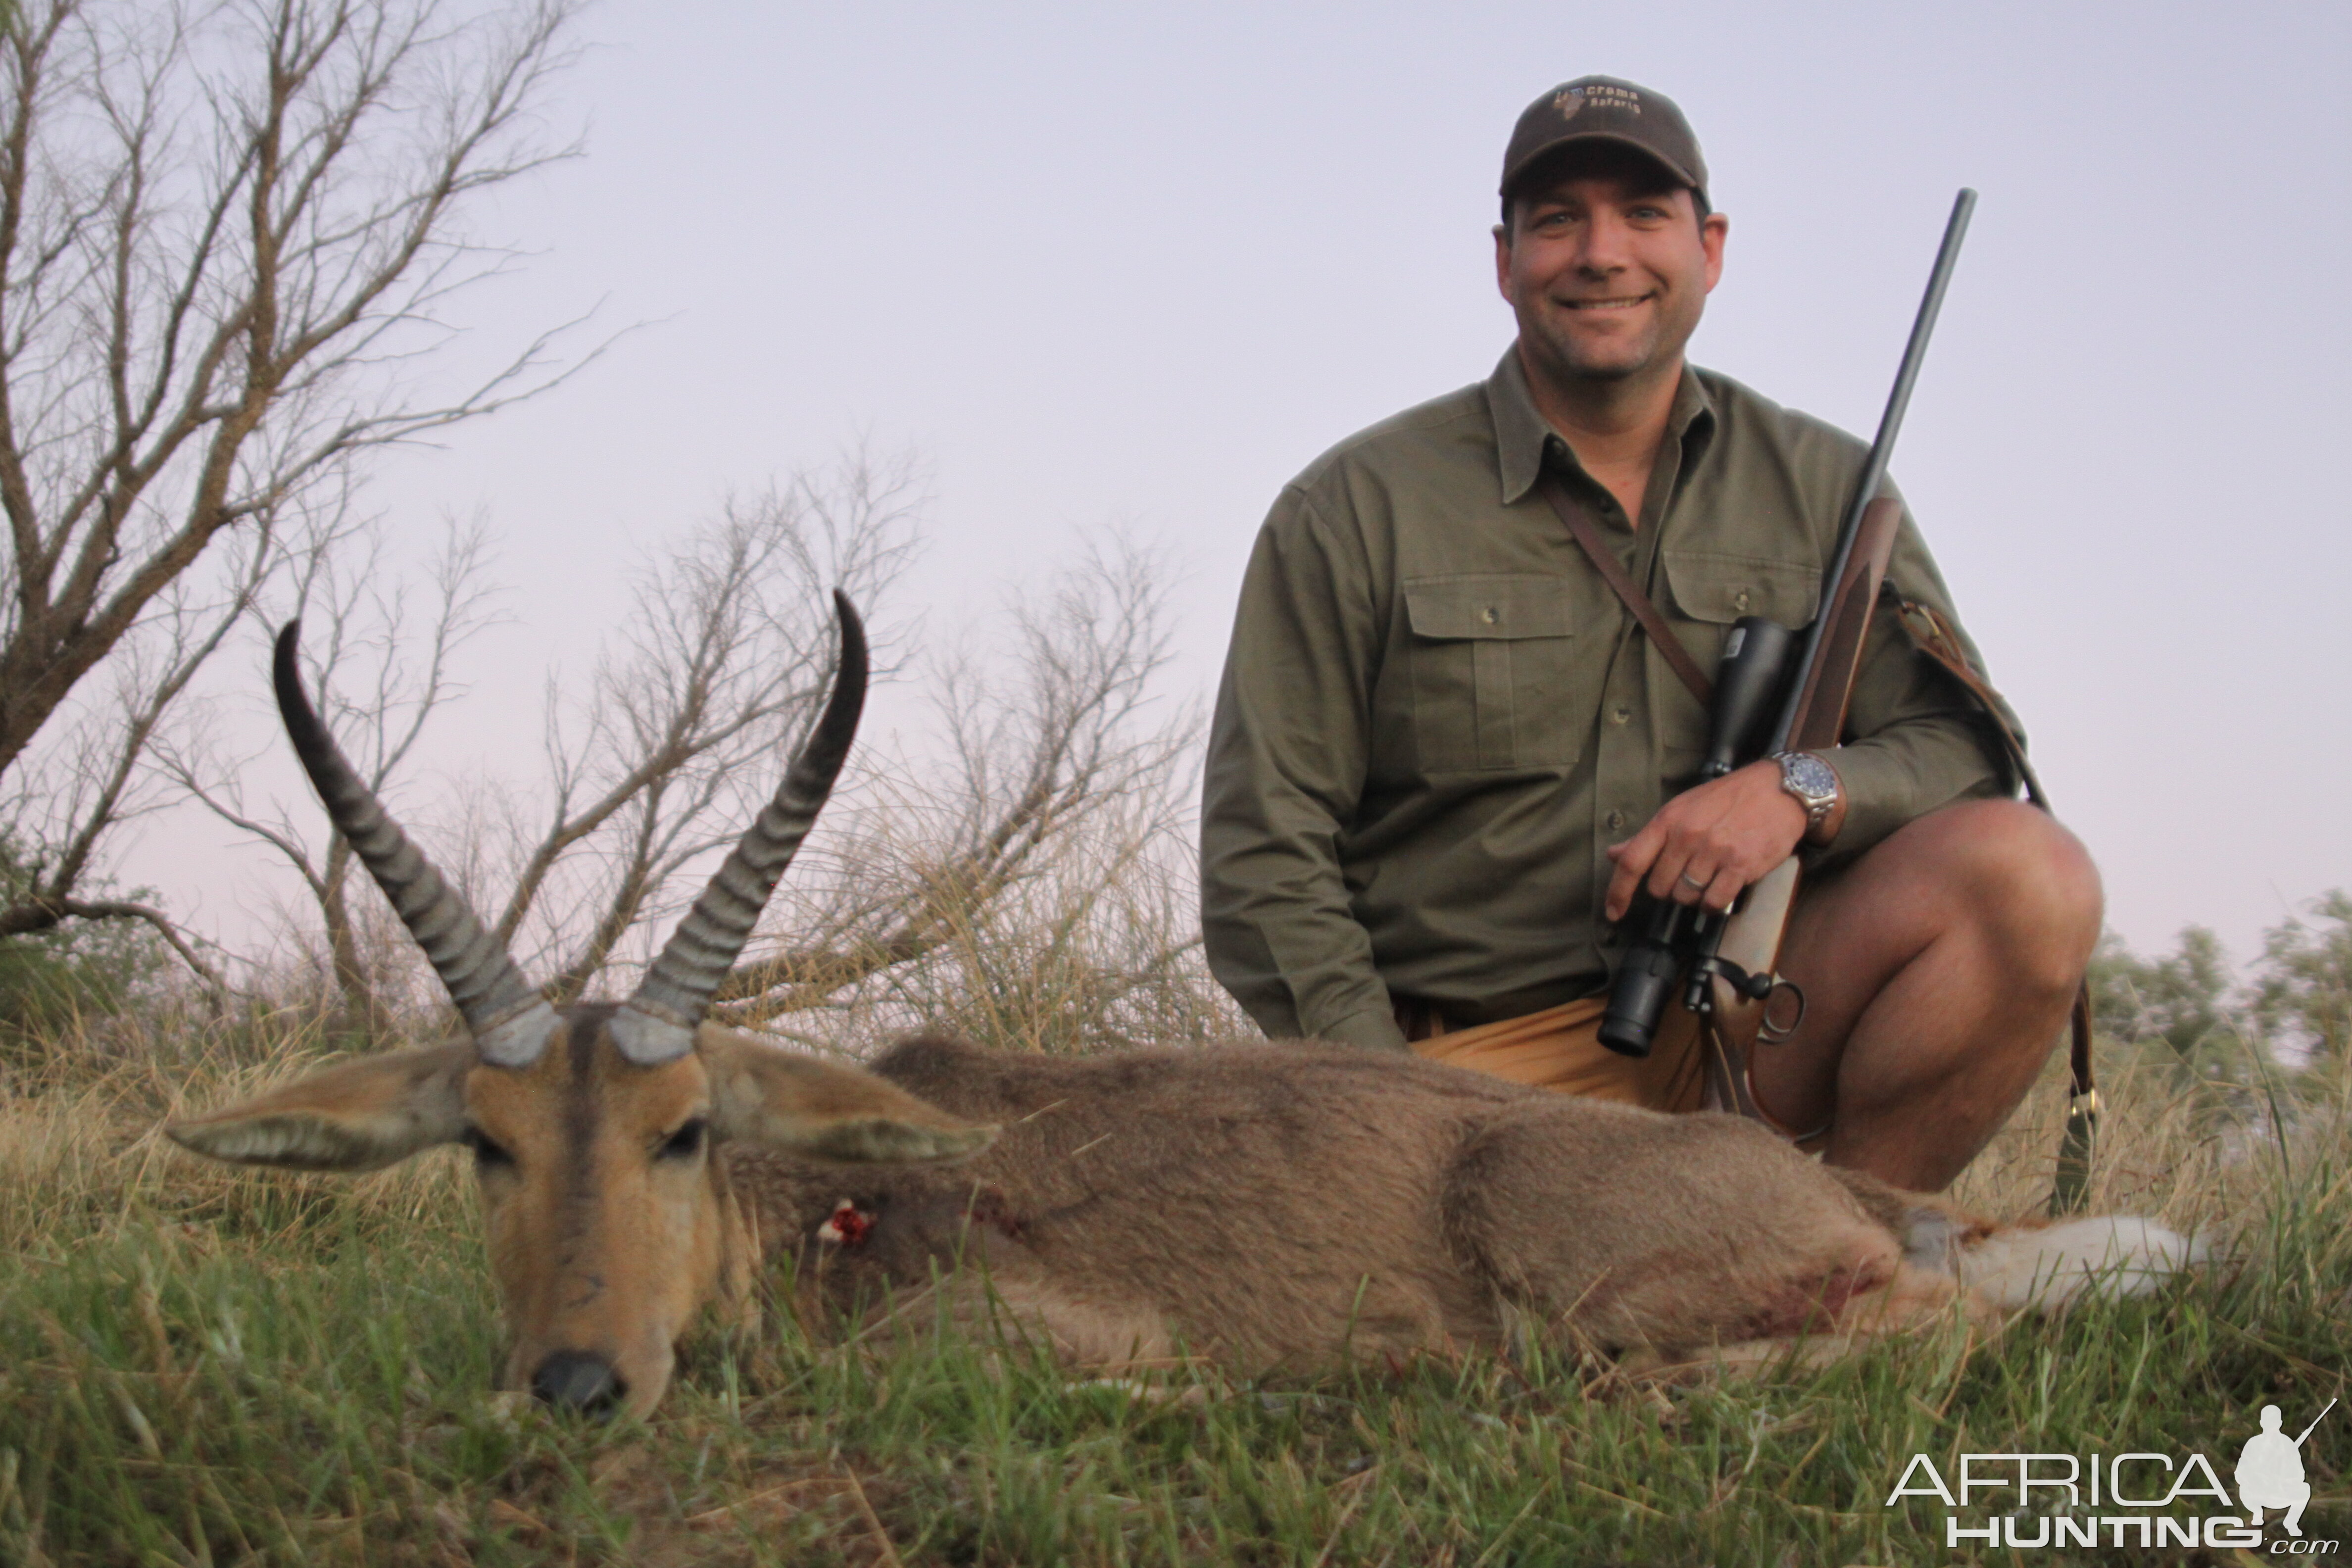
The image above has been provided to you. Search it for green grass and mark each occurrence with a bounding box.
[2,1012,2347,1566]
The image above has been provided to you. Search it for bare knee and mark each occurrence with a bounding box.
[1906,800,2101,991]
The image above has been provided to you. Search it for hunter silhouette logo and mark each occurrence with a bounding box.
[2239,1399,2334,1539]
[1884,1399,2339,1552]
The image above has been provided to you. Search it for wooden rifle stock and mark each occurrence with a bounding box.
[1707,496,1904,1059]
[1697,191,2096,1218]
[1697,187,1976,1126]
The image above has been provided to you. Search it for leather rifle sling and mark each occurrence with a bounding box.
[1538,477,1712,707]
[1537,478,2097,1208]
[1538,477,1780,1126]
[1892,594,2100,1214]
[1698,496,1905,1140]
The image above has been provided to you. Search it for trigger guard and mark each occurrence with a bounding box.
[1757,978,1807,1045]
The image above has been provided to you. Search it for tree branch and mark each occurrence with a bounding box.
[0,892,225,993]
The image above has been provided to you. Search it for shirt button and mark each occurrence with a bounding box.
[1734,590,1751,612]
[1605,809,1627,832]
[1610,704,1631,725]
[1479,605,1499,625]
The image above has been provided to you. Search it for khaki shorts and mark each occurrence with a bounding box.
[1403,995,1835,1150]
[1402,995,1708,1115]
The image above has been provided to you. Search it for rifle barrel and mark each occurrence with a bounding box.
[1767,187,1976,752]
[2297,1397,2337,1444]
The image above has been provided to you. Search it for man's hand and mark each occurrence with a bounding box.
[1604,759,1832,921]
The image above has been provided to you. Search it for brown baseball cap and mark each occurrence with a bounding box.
[1499,76,1708,206]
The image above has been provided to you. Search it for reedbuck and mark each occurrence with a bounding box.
[169,596,2199,1420]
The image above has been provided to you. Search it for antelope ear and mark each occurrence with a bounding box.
[700,1030,995,1164]
[165,1045,474,1173]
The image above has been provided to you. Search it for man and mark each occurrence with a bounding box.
[2235,1404,2319,1537]
[1200,76,2099,1191]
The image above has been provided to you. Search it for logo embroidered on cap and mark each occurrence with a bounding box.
[1552,88,1584,121]
[1576,83,1643,116]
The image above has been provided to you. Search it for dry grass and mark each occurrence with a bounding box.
[1,988,2345,1565]
[1956,1031,2349,1233]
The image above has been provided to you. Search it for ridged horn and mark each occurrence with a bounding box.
[273,622,556,1067]
[613,591,868,1065]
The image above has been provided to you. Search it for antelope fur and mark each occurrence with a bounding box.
[171,1020,2201,1416]
[169,1009,991,1417]
[736,1036,2201,1373]
[165,593,2201,1419]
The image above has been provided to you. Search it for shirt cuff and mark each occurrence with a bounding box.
[1312,1007,1413,1053]
[1819,743,1915,858]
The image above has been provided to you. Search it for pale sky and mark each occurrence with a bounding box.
[126,1,2352,977]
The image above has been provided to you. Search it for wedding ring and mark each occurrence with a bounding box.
[1679,872,1709,890]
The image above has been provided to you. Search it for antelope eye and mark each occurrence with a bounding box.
[462,1127,514,1170]
[657,1119,707,1161]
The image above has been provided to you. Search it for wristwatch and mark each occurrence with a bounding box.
[1771,751,1841,841]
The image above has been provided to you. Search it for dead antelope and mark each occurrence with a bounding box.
[169,596,2200,1420]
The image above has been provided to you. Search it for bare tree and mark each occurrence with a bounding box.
[709,534,1202,1037]
[158,510,502,1025]
[215,473,1202,1044]
[0,0,586,957]
[0,509,277,991]
[485,446,926,997]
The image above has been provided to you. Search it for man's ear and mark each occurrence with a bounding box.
[165,1044,474,1173]
[700,1030,995,1164]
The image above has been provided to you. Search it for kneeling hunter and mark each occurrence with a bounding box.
[1198,75,2099,1192]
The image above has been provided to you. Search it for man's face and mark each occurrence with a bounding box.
[1494,154,1727,391]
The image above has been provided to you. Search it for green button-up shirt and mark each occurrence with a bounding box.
[1200,346,2014,1052]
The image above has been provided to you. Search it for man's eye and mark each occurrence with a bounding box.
[656,1119,707,1161]
[463,1128,514,1169]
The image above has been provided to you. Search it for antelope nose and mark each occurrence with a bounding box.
[530,1350,626,1417]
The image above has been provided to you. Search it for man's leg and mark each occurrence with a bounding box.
[1748,799,2102,1191]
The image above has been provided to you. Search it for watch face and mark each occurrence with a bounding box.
[1783,752,1838,803]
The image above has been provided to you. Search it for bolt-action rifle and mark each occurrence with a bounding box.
[1593,191,2100,1212]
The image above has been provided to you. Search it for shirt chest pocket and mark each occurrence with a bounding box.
[1656,551,1823,767]
[1661,550,1822,633]
[1402,577,1583,773]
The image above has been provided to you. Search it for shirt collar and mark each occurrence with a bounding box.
[1487,344,1717,505]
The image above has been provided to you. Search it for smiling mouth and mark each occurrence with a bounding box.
[1562,294,1654,312]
